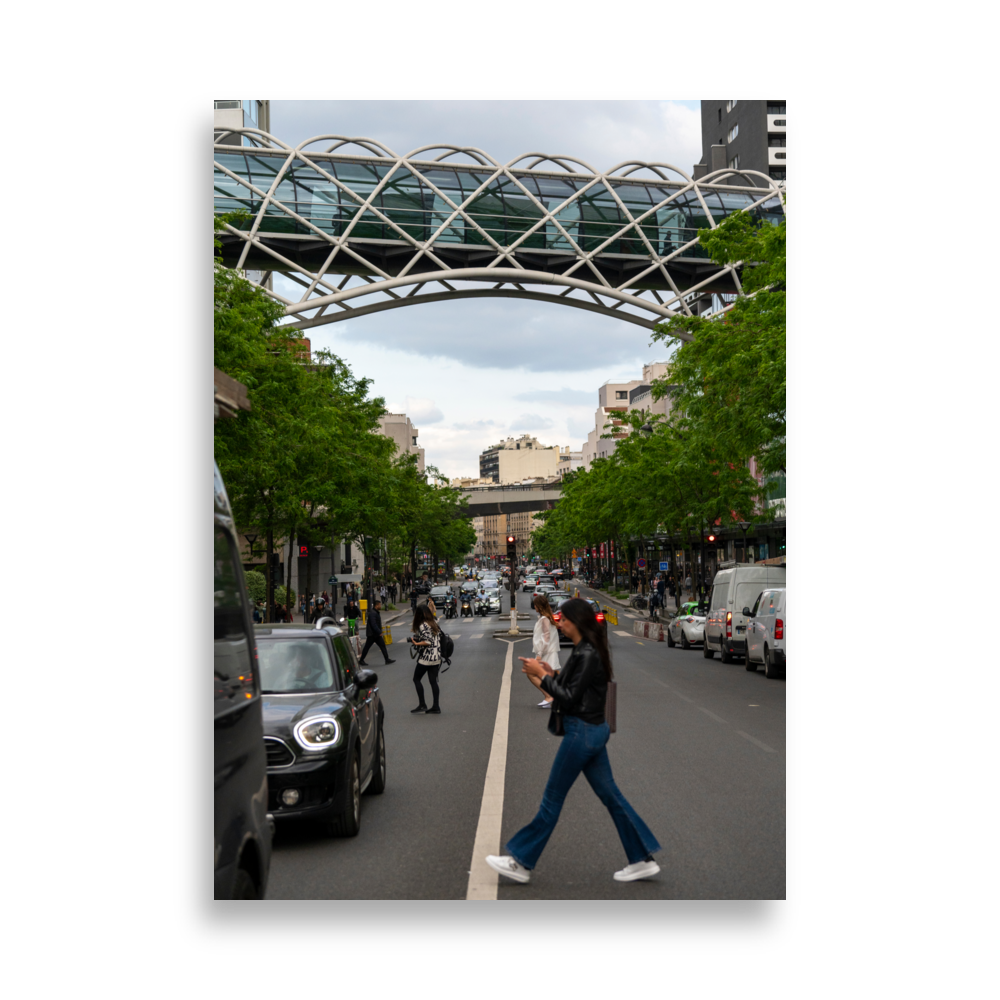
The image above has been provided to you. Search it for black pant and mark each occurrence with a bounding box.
[359,635,391,664]
[413,661,440,709]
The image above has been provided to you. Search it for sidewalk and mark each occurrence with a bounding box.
[572,577,695,615]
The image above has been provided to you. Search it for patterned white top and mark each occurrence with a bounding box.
[532,615,561,670]
[416,622,442,665]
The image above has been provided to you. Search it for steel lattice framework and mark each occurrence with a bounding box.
[214,128,785,336]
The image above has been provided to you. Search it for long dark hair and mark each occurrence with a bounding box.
[559,598,613,680]
[412,603,440,633]
[532,593,555,623]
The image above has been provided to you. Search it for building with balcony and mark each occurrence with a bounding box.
[693,100,786,184]
[479,434,563,484]
[378,412,425,473]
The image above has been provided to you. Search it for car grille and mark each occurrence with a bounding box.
[264,737,294,768]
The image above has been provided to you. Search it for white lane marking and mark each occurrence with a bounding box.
[613,630,632,637]
[698,707,727,724]
[736,730,777,753]
[466,639,518,900]
[470,633,484,639]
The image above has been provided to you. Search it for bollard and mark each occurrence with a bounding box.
[382,625,393,645]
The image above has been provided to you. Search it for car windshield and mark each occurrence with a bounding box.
[258,637,338,693]
[485,589,499,597]
[430,588,450,597]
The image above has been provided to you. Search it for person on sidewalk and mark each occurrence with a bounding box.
[409,585,419,611]
[531,594,561,709]
[407,604,442,715]
[358,600,395,666]
[485,597,661,885]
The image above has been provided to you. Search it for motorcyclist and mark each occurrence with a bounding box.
[310,597,331,624]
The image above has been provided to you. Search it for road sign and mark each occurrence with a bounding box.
[328,575,337,584]
[637,558,647,569]
[659,562,668,572]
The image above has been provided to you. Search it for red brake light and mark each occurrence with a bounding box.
[775,618,783,640]
[726,611,732,638]
[553,612,562,621]
[596,612,605,622]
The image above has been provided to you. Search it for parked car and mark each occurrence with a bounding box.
[214,462,272,899]
[255,621,386,838]
[704,565,786,663]
[665,604,706,649]
[551,598,607,647]
[745,587,786,679]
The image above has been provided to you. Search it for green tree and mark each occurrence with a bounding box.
[650,210,786,478]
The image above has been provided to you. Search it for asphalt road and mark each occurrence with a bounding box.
[265,581,785,900]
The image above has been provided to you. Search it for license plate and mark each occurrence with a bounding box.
[736,626,746,634]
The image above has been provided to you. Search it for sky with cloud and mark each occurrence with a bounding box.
[269,100,699,477]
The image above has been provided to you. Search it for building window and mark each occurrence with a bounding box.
[769,167,786,180]
[615,391,628,399]
[215,100,241,110]
[767,102,786,115]
[717,108,722,122]
[412,436,417,445]
[773,119,786,126]
[728,155,740,170]
[726,100,737,113]
[768,135,786,147]
[727,124,738,142]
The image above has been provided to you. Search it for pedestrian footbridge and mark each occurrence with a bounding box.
[459,483,562,516]
[214,129,785,334]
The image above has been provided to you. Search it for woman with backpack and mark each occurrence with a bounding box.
[486,598,661,885]
[407,604,443,715]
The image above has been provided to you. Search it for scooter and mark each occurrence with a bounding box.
[445,601,456,619]
[461,597,473,618]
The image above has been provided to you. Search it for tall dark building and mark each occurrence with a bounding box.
[693,101,786,183]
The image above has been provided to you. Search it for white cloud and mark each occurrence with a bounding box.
[402,396,443,425]
[510,413,554,431]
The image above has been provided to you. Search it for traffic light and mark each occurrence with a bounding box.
[706,532,717,543]
[506,535,517,561]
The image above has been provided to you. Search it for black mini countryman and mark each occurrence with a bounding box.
[254,622,386,837]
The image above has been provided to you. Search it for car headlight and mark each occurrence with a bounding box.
[293,715,342,752]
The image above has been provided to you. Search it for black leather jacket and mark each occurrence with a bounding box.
[540,639,608,725]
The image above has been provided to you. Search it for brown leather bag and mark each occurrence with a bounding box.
[605,680,617,734]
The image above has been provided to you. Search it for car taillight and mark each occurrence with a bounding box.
[686,617,694,623]
[775,618,783,640]
[553,612,562,621]
[596,613,605,622]
[726,611,732,638]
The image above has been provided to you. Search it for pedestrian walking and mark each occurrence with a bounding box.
[486,597,661,885]
[407,604,442,715]
[344,596,360,634]
[426,594,437,618]
[358,600,396,666]
[409,585,419,610]
[531,594,561,709]
[321,590,329,606]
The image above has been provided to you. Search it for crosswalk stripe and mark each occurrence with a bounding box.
[471,633,484,639]
[613,630,632,637]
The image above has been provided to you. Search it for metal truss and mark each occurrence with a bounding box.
[214,128,785,337]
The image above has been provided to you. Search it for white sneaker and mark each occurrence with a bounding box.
[613,860,660,882]
[485,855,531,883]
[538,700,551,708]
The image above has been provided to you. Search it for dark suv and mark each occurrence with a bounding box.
[255,622,386,837]
[214,463,272,899]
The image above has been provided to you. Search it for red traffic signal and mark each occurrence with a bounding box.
[707,533,716,543]
[507,535,515,544]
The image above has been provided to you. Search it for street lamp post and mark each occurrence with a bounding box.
[738,522,751,563]
[315,544,325,609]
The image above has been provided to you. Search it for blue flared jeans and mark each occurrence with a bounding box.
[506,716,661,870]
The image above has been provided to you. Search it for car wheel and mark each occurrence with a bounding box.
[666,627,675,648]
[703,637,714,659]
[366,723,387,795]
[231,867,259,899]
[764,645,780,680]
[680,629,691,650]
[327,753,361,838]
[720,643,732,664]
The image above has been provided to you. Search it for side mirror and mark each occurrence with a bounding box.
[743,607,753,617]
[355,668,378,690]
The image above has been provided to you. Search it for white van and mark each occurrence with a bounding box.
[745,587,786,679]
[704,565,786,663]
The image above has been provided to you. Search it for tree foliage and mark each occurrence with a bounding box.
[213,217,476,616]
[650,210,786,477]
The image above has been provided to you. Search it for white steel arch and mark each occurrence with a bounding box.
[214,128,785,336]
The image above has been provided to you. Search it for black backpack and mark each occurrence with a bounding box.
[439,630,454,662]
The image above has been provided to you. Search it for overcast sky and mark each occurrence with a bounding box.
[269,100,701,478]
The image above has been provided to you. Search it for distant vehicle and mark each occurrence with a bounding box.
[665,604,706,649]
[460,594,474,617]
[551,598,607,647]
[745,587,786,679]
[532,584,557,599]
[415,580,432,595]
[255,621,385,838]
[704,565,786,663]
[522,576,541,592]
[535,575,556,588]
[214,462,272,899]
[479,587,503,614]
[460,579,479,594]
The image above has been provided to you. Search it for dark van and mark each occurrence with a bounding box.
[214,462,272,899]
